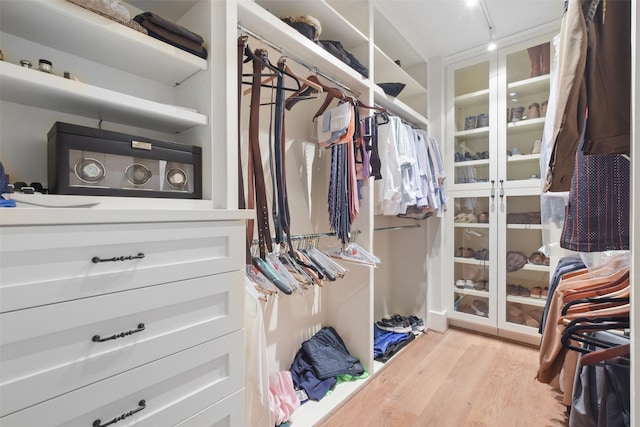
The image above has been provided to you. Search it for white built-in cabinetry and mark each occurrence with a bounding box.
[237,0,431,425]
[444,34,556,345]
[0,0,249,425]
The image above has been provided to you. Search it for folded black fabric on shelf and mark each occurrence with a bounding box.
[135,11,204,43]
[134,12,208,59]
[317,40,368,78]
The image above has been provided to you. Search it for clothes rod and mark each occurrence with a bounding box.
[374,104,426,129]
[251,229,362,245]
[374,224,421,232]
[237,23,360,97]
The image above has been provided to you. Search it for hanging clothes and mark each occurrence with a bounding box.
[544,0,631,193]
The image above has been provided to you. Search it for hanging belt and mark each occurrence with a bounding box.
[249,49,273,259]
[237,37,251,263]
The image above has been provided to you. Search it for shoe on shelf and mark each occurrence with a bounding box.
[377,314,411,334]
[511,147,523,156]
[540,100,548,116]
[463,248,477,258]
[455,279,466,289]
[478,211,489,223]
[474,279,488,291]
[506,284,518,295]
[472,299,488,317]
[474,248,489,260]
[528,251,545,265]
[541,287,549,298]
[465,279,475,289]
[517,285,531,297]
[531,139,542,154]
[530,286,543,298]
[409,315,426,334]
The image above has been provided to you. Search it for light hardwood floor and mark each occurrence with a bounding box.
[317,328,568,427]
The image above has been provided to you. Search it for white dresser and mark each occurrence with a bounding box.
[0,208,250,427]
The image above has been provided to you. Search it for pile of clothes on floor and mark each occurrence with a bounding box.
[374,314,425,363]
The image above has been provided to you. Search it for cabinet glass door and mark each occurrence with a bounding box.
[503,40,551,185]
[500,194,549,331]
[453,60,491,186]
[452,195,493,320]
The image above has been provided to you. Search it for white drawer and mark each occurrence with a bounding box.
[0,271,243,417]
[0,330,244,427]
[174,389,244,427]
[0,220,245,312]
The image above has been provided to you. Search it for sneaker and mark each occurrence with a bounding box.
[377,315,411,334]
[408,315,425,334]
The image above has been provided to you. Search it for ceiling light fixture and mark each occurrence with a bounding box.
[477,0,497,51]
[465,0,478,7]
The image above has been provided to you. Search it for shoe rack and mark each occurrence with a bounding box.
[444,34,556,345]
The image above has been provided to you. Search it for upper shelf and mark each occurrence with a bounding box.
[373,45,427,99]
[507,74,551,98]
[455,126,490,140]
[0,61,207,133]
[0,0,208,86]
[238,0,369,93]
[507,117,546,134]
[255,0,368,51]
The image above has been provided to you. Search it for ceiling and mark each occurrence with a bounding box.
[375,0,563,59]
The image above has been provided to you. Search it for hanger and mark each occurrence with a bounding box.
[241,47,302,94]
[278,58,323,92]
[561,316,630,354]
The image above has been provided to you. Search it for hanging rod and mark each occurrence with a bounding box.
[374,224,421,232]
[374,104,425,129]
[237,23,360,97]
[251,229,362,245]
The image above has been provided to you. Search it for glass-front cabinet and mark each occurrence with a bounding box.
[450,59,494,188]
[499,39,552,188]
[448,191,497,332]
[445,34,555,344]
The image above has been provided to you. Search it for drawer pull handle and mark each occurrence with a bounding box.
[91,252,145,263]
[92,323,145,343]
[92,399,146,427]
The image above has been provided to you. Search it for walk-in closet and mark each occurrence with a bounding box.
[0,1,636,426]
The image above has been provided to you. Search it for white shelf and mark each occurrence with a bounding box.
[373,45,427,99]
[0,61,207,133]
[453,158,490,167]
[454,223,490,228]
[454,126,490,140]
[506,294,547,307]
[507,117,545,133]
[454,257,491,266]
[507,153,541,163]
[289,376,369,426]
[0,0,208,86]
[507,74,551,98]
[454,288,490,298]
[518,263,551,273]
[454,89,490,109]
[506,223,542,230]
[238,0,369,93]
[255,0,368,50]
[372,85,429,127]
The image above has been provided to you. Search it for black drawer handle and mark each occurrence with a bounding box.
[93,400,146,427]
[92,323,145,343]
[91,252,145,264]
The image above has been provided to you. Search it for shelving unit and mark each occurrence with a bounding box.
[445,35,555,345]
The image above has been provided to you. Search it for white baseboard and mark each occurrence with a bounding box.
[426,309,448,333]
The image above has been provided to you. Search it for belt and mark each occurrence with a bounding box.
[248,49,272,259]
[237,37,250,263]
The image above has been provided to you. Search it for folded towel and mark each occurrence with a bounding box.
[134,11,204,44]
[67,0,130,22]
[66,0,147,35]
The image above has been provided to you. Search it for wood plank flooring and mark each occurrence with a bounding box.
[317,328,569,427]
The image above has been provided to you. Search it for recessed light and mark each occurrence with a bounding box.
[487,42,496,51]
[466,0,478,7]
[509,92,516,97]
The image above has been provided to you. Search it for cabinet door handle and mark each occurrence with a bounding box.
[91,252,145,263]
[92,323,145,343]
[490,180,496,198]
[93,400,146,427]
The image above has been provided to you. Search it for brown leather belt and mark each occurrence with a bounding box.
[248,49,273,259]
